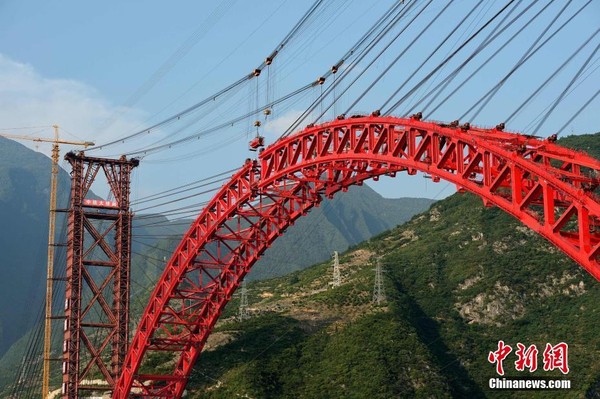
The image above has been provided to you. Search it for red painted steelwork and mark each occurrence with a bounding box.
[114,116,600,398]
[63,153,138,398]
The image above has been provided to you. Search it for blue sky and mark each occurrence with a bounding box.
[1,0,599,210]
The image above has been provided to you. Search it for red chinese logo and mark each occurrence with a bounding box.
[543,342,570,374]
[489,341,569,375]
[488,340,512,376]
[514,343,538,372]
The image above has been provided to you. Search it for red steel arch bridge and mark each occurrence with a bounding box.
[113,115,600,397]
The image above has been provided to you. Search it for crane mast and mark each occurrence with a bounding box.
[0,125,93,399]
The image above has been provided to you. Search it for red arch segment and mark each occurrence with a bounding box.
[114,116,600,398]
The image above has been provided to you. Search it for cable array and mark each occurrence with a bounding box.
[88,0,329,153]
[114,0,600,276]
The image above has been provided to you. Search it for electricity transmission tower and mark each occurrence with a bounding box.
[238,280,250,321]
[332,251,341,287]
[373,258,386,305]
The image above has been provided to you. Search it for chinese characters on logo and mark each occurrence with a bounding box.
[488,340,512,375]
[488,341,569,375]
[543,342,570,374]
[515,343,538,372]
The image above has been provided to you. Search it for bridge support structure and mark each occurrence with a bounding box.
[62,152,138,399]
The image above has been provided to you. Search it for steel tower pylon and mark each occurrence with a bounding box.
[62,152,138,398]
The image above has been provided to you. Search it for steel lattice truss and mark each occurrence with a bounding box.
[63,153,138,398]
[114,116,600,398]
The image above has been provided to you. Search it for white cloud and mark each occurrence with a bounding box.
[262,109,305,137]
[0,53,147,154]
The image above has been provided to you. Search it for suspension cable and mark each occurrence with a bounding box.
[458,0,594,122]
[556,88,600,134]
[131,168,236,205]
[505,31,600,124]
[88,0,326,152]
[321,0,435,120]
[317,0,432,119]
[128,0,415,151]
[532,37,600,134]
[125,81,315,156]
[463,0,575,121]
[418,0,547,117]
[279,0,417,139]
[349,0,487,116]
[381,0,517,115]
[344,0,456,114]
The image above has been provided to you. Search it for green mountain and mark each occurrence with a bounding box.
[158,132,600,398]
[124,186,435,322]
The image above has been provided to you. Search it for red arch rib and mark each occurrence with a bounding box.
[114,116,600,398]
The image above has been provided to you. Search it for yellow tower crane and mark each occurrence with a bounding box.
[0,125,94,399]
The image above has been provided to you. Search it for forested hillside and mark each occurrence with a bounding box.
[167,132,600,398]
